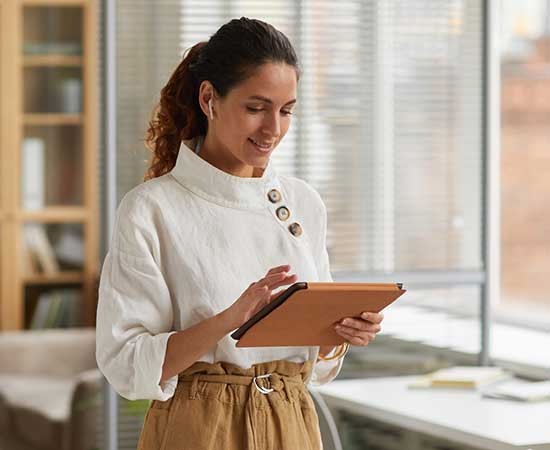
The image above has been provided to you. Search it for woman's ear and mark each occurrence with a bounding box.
[198,80,216,120]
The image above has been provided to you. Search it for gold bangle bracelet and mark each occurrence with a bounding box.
[318,343,348,361]
[317,343,350,361]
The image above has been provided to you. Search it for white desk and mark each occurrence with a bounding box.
[314,376,550,450]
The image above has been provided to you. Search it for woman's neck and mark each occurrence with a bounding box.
[198,134,259,178]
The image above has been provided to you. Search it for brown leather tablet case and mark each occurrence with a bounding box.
[231,282,406,347]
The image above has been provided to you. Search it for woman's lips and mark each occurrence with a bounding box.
[248,138,273,153]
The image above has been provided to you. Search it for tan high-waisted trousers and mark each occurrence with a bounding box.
[136,359,322,450]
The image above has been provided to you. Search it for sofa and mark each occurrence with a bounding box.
[0,327,101,450]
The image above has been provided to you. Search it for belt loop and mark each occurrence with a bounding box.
[189,374,200,400]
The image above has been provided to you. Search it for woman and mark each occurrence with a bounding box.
[96,17,384,450]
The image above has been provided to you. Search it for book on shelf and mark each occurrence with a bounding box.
[59,289,81,328]
[482,379,550,402]
[21,234,38,275]
[60,78,82,114]
[23,223,60,274]
[408,366,510,390]
[29,294,51,329]
[21,137,45,210]
[43,292,63,328]
[54,224,85,268]
[29,289,81,329]
[23,41,82,56]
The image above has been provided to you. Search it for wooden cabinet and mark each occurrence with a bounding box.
[0,0,98,330]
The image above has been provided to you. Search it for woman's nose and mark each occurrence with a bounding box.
[261,112,281,138]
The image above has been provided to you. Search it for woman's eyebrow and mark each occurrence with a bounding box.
[248,95,296,106]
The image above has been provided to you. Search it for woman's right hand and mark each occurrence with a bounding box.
[222,264,298,331]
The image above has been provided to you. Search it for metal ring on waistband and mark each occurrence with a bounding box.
[253,373,274,394]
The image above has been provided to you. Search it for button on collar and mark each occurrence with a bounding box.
[288,222,303,237]
[267,189,282,203]
[276,206,290,221]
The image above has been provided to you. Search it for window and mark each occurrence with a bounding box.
[115,1,485,300]
[499,0,550,326]
[487,0,550,374]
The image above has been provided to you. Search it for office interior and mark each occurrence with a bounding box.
[0,0,549,449]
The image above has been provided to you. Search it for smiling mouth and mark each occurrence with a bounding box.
[248,138,274,152]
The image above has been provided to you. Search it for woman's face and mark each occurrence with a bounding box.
[201,62,297,177]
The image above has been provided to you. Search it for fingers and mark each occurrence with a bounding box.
[332,312,384,328]
[267,275,300,301]
[268,273,298,291]
[256,272,288,287]
[335,325,376,346]
[250,271,286,288]
[257,268,296,290]
[337,317,382,333]
[334,312,383,347]
[265,264,291,276]
[250,273,295,298]
[357,311,384,324]
[254,275,297,300]
[250,268,297,306]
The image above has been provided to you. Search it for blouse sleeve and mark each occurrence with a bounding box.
[309,195,347,386]
[95,191,178,401]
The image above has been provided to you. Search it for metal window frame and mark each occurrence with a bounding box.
[102,0,118,449]
[481,0,500,366]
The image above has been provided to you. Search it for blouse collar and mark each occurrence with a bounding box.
[170,136,281,210]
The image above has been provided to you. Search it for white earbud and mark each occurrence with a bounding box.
[208,99,214,120]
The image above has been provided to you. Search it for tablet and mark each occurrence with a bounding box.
[230,282,406,347]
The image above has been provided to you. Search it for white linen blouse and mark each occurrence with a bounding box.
[96,136,346,401]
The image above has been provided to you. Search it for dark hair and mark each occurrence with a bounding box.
[144,17,300,180]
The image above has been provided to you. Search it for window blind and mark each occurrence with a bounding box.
[111,4,187,449]
[111,0,485,312]
[115,0,183,202]
[178,0,484,276]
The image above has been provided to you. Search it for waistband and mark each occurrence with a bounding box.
[178,359,314,396]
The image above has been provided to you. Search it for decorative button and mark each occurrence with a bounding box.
[276,206,290,221]
[288,222,303,237]
[267,189,282,203]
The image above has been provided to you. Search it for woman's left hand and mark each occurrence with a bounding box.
[334,311,384,346]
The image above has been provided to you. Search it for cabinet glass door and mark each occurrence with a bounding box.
[21,6,84,210]
[20,6,87,329]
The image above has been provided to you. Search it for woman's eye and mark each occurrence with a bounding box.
[247,107,263,113]
[281,110,293,116]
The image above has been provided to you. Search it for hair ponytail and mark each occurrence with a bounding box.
[144,42,208,181]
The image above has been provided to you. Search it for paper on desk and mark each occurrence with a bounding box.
[408,366,510,390]
[482,379,550,402]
